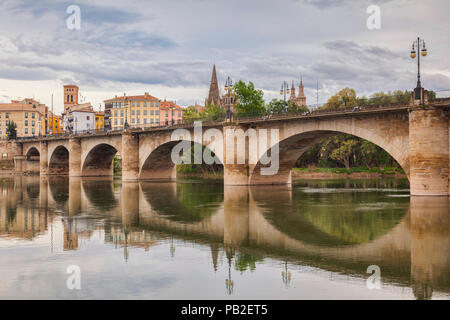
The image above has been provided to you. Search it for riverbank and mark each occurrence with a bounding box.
[291,167,407,179]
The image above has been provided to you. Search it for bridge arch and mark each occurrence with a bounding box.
[81,143,119,177]
[139,139,224,180]
[48,145,69,175]
[250,116,410,185]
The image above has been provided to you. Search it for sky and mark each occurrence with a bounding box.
[0,0,449,113]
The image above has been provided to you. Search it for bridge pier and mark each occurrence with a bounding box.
[39,141,48,175]
[122,132,139,180]
[409,108,449,196]
[69,138,81,177]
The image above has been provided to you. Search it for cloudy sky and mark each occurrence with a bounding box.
[0,0,449,113]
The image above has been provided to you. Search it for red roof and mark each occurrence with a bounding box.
[160,101,183,110]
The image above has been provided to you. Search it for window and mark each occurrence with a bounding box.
[143,102,147,107]
[178,111,181,117]
[25,112,28,118]
[165,111,168,116]
[143,119,147,124]
[6,113,9,118]
[136,110,140,115]
[131,118,135,124]
[150,110,154,115]
[114,119,118,125]
[131,110,135,115]
[32,121,35,126]
[150,118,154,124]
[156,110,159,115]
[87,116,90,120]
[120,118,124,125]
[6,120,9,126]
[25,128,28,134]
[25,120,28,126]
[114,110,118,116]
[120,111,124,117]
[32,128,35,134]
[143,110,147,115]
[32,113,35,119]
[137,118,140,124]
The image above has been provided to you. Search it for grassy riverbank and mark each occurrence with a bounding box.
[292,167,406,179]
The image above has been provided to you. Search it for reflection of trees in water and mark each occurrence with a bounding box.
[82,179,118,210]
[260,180,409,246]
[141,181,223,223]
[26,183,40,199]
[49,177,69,204]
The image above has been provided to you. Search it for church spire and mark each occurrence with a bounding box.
[290,80,296,100]
[205,64,221,106]
[298,76,305,98]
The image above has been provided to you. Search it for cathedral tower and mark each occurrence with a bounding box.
[205,65,221,106]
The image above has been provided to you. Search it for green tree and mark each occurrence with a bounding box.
[233,80,266,117]
[329,139,359,169]
[182,105,201,120]
[7,120,17,140]
[266,99,287,115]
[203,103,226,120]
[287,101,309,114]
[321,87,357,110]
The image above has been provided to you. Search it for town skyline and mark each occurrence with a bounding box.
[0,0,449,111]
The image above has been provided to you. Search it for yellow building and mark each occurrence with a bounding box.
[95,112,104,130]
[0,100,46,138]
[48,112,62,134]
[104,93,160,130]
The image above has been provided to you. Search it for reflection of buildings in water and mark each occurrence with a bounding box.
[3,175,450,299]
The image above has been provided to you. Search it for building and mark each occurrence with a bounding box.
[205,64,221,106]
[48,111,62,134]
[160,100,184,125]
[0,99,46,138]
[205,65,238,113]
[289,78,307,107]
[104,93,161,130]
[64,84,79,112]
[63,106,96,133]
[95,112,105,130]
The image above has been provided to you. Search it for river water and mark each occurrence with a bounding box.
[0,176,448,300]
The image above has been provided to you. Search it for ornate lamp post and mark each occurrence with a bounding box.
[280,81,290,102]
[410,37,428,100]
[123,98,129,130]
[224,76,233,121]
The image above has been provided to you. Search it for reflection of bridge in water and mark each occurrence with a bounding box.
[1,176,449,299]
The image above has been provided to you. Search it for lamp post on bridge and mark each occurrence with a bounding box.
[410,37,428,102]
[280,81,290,102]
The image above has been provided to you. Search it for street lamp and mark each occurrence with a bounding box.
[280,81,290,102]
[410,37,428,100]
[224,76,233,121]
[123,99,129,130]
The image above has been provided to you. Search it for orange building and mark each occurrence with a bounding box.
[48,112,62,134]
[95,112,104,130]
[64,84,79,112]
[160,100,184,125]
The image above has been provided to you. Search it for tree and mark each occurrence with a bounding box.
[266,99,288,115]
[321,87,357,110]
[182,105,200,120]
[233,80,266,117]
[7,120,17,140]
[287,101,309,114]
[329,139,359,169]
[203,103,225,120]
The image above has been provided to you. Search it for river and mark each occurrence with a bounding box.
[0,176,449,299]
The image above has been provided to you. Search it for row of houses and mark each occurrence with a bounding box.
[0,84,185,139]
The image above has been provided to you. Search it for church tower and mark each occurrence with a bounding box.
[289,81,296,101]
[205,65,221,106]
[64,84,79,112]
[296,77,306,106]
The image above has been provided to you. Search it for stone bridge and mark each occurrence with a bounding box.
[14,101,450,196]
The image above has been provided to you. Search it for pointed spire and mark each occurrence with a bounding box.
[205,64,221,106]
[290,80,296,100]
[298,76,305,98]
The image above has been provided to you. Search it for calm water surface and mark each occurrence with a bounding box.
[0,176,449,300]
